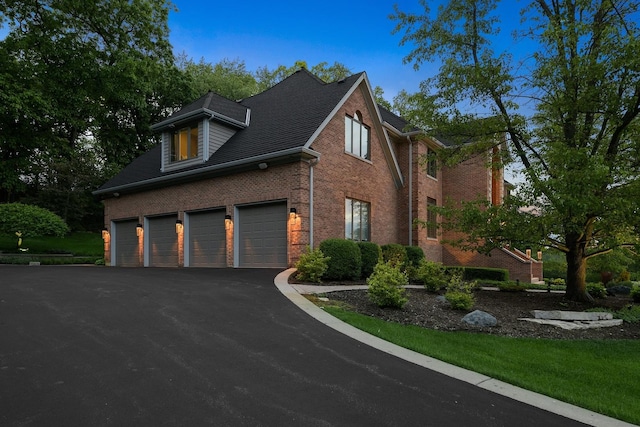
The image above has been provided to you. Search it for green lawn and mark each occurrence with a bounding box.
[325,306,640,425]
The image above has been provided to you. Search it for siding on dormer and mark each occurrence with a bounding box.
[209,122,236,159]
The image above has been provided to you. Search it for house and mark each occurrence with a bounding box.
[94,69,542,282]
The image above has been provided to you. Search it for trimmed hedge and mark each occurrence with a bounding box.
[0,203,69,238]
[357,242,382,279]
[381,243,408,267]
[318,238,362,280]
[447,266,509,282]
[405,245,425,267]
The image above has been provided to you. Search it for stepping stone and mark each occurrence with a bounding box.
[532,310,613,321]
[519,318,623,330]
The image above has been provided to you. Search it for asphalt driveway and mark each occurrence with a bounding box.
[0,266,588,426]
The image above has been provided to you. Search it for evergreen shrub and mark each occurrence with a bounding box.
[295,246,330,283]
[318,239,361,281]
[357,242,382,279]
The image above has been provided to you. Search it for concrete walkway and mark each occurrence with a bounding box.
[276,269,635,427]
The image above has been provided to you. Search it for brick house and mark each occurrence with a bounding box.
[94,69,542,282]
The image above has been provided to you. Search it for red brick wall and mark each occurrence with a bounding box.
[310,86,400,247]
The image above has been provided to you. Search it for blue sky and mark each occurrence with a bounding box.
[168,0,432,100]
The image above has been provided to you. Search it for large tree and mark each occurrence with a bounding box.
[392,0,640,301]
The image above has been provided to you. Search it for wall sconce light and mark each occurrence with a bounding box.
[289,207,297,220]
[225,214,232,229]
[101,227,110,240]
[175,219,183,234]
[136,223,143,237]
[526,248,532,258]
[258,162,268,170]
[537,250,543,261]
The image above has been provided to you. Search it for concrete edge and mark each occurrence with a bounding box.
[275,268,636,427]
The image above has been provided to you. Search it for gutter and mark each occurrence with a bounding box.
[93,147,321,197]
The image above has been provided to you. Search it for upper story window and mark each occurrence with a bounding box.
[427,197,438,239]
[426,147,438,178]
[345,112,370,160]
[171,125,199,162]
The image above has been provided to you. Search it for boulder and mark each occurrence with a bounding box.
[462,310,497,327]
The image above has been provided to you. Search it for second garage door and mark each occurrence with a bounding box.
[187,210,227,267]
[147,215,178,267]
[237,203,287,268]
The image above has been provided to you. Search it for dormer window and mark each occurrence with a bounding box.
[171,125,199,162]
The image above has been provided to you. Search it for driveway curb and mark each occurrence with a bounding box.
[275,268,635,427]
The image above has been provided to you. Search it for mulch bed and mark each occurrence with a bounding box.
[304,281,639,340]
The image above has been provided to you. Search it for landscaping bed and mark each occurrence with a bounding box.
[315,286,640,340]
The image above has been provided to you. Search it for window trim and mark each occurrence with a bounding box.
[426,147,438,179]
[171,123,200,163]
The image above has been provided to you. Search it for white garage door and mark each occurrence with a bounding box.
[147,215,178,267]
[237,203,287,268]
[113,219,140,267]
[187,210,226,267]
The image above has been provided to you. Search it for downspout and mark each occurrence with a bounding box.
[408,137,413,246]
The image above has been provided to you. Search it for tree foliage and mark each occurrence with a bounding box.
[393,0,640,301]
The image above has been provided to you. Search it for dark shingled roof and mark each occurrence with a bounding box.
[378,105,420,135]
[96,69,364,194]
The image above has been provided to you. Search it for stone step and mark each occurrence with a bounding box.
[532,310,613,321]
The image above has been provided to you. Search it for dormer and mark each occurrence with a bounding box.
[151,91,250,172]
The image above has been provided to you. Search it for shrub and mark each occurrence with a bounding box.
[444,271,476,310]
[404,246,425,267]
[0,203,69,238]
[367,261,408,308]
[416,260,449,292]
[632,285,640,303]
[586,282,607,299]
[462,267,509,282]
[381,243,408,268]
[497,281,527,292]
[318,239,361,281]
[295,246,330,283]
[357,242,381,279]
[618,270,631,282]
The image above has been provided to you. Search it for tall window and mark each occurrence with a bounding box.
[427,197,438,239]
[345,113,370,160]
[171,125,199,162]
[426,148,437,178]
[345,198,370,241]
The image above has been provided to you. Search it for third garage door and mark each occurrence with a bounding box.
[237,203,287,268]
[187,210,226,267]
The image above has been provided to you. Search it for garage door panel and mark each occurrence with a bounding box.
[188,210,226,267]
[148,216,178,267]
[238,203,287,268]
[114,219,139,267]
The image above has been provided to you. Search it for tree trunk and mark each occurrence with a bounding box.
[565,245,593,302]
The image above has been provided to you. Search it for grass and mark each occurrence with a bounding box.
[0,232,103,263]
[323,305,640,425]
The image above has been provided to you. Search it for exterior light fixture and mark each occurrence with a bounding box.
[101,227,110,240]
[526,248,532,258]
[225,214,232,229]
[136,223,143,237]
[175,219,183,234]
[289,207,297,219]
[537,250,543,261]
[258,162,268,170]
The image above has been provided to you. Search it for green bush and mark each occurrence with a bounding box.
[497,281,527,292]
[631,285,640,303]
[357,242,381,279]
[381,243,408,268]
[462,267,509,282]
[586,282,607,299]
[318,238,361,281]
[417,260,449,292]
[444,271,476,310]
[367,261,408,308]
[295,246,330,283]
[618,270,631,282]
[404,246,425,267]
[0,203,69,238]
